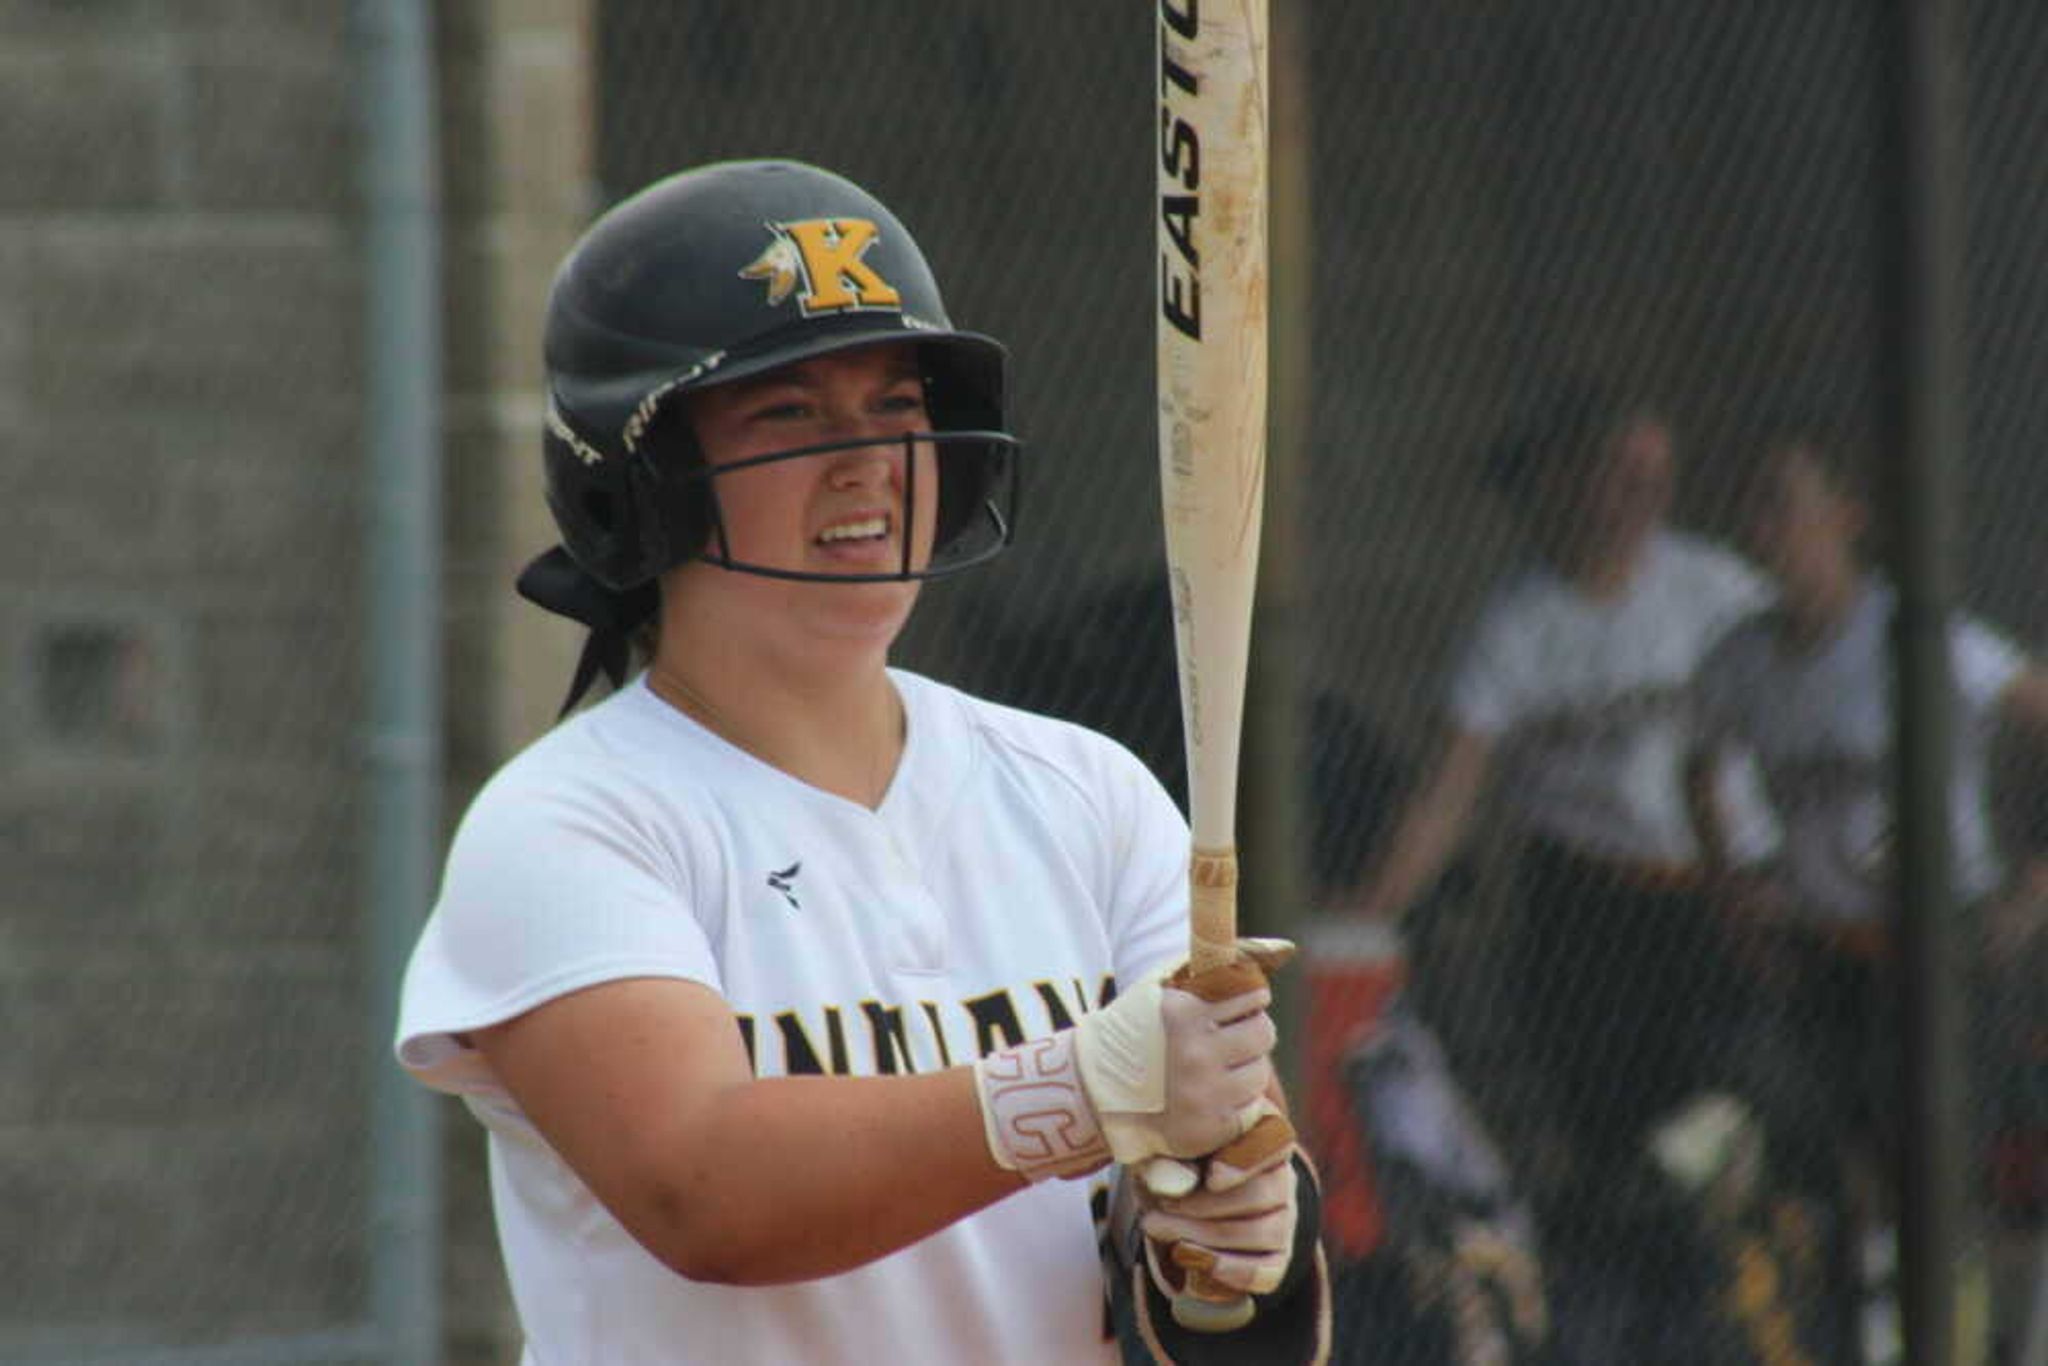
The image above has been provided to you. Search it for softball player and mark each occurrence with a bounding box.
[394,161,1327,1365]
[1335,387,1786,1356]
[1344,387,1779,1162]
[1690,434,2048,1220]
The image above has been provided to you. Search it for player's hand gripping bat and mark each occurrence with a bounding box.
[1155,0,1292,1334]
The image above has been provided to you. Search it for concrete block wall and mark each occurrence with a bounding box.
[0,3,371,1353]
[436,5,594,1359]
[0,1,590,1358]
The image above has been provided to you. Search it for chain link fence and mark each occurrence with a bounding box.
[3,1,2044,1362]
[0,1,382,1362]
[601,4,2046,1362]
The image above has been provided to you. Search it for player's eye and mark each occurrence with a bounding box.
[873,378,928,414]
[748,398,813,423]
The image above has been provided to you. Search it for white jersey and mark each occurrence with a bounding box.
[1449,529,1779,865]
[1693,579,2025,923]
[396,669,1190,1365]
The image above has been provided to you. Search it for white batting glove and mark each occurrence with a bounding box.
[1139,1147,1299,1296]
[1081,962,1279,1166]
[972,961,1278,1183]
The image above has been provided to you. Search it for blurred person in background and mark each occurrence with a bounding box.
[392,160,1328,1366]
[1687,428,2048,1361]
[1335,382,1787,1359]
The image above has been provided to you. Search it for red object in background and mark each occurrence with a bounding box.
[1301,919,1408,1261]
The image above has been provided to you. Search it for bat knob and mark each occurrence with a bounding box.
[1171,1290,1256,1333]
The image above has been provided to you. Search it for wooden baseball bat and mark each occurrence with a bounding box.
[1156,0,1285,1335]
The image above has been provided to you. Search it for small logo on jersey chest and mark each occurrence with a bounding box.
[766,860,803,909]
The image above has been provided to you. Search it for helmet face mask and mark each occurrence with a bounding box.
[536,160,1022,593]
[685,427,1018,584]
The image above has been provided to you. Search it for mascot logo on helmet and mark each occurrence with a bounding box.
[738,218,903,317]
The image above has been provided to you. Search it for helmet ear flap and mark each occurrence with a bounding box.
[931,441,998,548]
[919,339,1009,556]
[543,405,651,589]
[630,394,717,570]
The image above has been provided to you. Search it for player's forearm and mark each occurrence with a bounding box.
[1351,732,1490,922]
[623,1067,1021,1286]
[1355,808,1459,921]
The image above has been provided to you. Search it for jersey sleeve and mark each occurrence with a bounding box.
[1446,591,1526,738]
[1703,542,1775,631]
[394,768,719,1098]
[1952,615,2027,717]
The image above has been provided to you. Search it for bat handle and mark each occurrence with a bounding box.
[1164,1111,1298,1331]
[1170,850,1290,1333]
[1187,846,1240,975]
[1172,1280,1257,1334]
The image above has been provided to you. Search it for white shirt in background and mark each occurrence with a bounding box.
[1450,529,1780,867]
[1693,579,2025,923]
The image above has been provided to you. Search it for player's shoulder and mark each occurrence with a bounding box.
[894,669,1158,796]
[1658,526,1741,561]
[452,679,709,845]
[1461,558,1593,663]
[1469,555,1566,625]
[1946,599,2028,690]
[1657,528,1767,589]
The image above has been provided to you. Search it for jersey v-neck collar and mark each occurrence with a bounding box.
[622,669,936,824]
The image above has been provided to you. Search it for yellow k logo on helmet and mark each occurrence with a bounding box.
[739,218,904,316]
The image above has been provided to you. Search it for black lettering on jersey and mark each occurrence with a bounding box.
[823,1008,850,1073]
[1099,974,1120,1008]
[776,1006,852,1076]
[921,1000,955,1068]
[965,989,1028,1058]
[1033,979,1095,1032]
[862,1000,916,1075]
[737,1015,758,1071]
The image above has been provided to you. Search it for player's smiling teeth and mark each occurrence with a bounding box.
[818,516,889,544]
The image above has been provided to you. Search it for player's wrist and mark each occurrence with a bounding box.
[971,1030,1111,1182]
[1073,965,1173,1164]
[975,940,1291,1184]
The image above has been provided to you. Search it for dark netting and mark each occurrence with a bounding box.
[9,2,2037,1361]
[594,4,2047,1361]
[0,3,376,1359]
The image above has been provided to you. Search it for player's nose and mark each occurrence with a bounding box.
[825,443,899,491]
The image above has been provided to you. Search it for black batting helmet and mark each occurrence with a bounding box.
[517,159,1022,707]
[532,157,1011,589]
